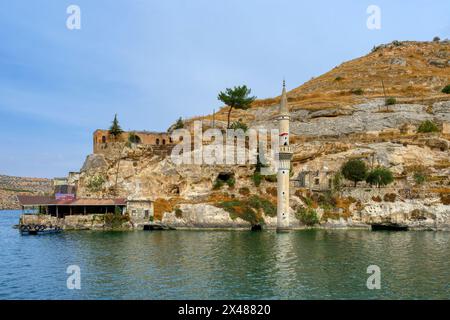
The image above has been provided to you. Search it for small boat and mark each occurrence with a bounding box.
[371,223,408,231]
[19,224,62,235]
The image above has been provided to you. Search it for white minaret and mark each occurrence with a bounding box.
[276,80,293,232]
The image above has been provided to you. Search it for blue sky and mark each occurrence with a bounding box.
[0,0,449,178]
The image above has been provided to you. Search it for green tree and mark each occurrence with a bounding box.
[109,114,124,140]
[417,120,439,133]
[341,159,368,187]
[366,167,394,188]
[128,132,141,144]
[218,85,256,129]
[174,117,184,129]
[442,85,450,94]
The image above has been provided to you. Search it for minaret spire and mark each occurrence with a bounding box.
[276,80,293,232]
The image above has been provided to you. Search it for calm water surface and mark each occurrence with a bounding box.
[0,210,449,299]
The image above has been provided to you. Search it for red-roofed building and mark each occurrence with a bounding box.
[17,195,129,218]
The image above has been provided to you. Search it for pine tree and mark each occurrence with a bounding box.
[218,85,256,129]
[109,114,123,141]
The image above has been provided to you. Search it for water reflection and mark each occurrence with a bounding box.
[0,211,449,299]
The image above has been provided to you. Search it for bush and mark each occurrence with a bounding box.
[86,175,105,193]
[296,207,319,226]
[413,171,426,185]
[442,85,450,94]
[239,187,250,196]
[335,76,344,81]
[217,195,276,225]
[226,177,235,188]
[433,36,441,42]
[174,117,184,129]
[341,159,368,187]
[385,97,396,106]
[332,172,344,194]
[417,120,439,133]
[175,208,183,218]
[128,132,141,144]
[351,88,364,95]
[213,179,224,190]
[366,167,394,188]
[383,193,397,202]
[264,174,277,183]
[230,120,248,132]
[104,212,129,229]
[252,172,262,187]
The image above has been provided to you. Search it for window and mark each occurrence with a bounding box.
[162,139,166,145]
[132,210,137,216]
[156,139,160,145]
[169,137,173,143]
[144,210,149,218]
[102,136,106,143]
[315,178,320,185]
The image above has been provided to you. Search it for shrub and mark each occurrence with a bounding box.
[332,172,344,194]
[442,85,450,94]
[217,195,276,225]
[213,179,224,190]
[417,120,439,133]
[385,97,397,106]
[341,159,368,187]
[266,187,277,197]
[128,132,141,144]
[175,208,183,218]
[296,207,319,226]
[335,76,344,81]
[383,193,397,202]
[239,187,250,196]
[433,36,441,42]
[413,171,426,185]
[226,177,235,188]
[264,174,277,183]
[174,117,184,129]
[230,120,248,132]
[104,212,129,229]
[372,196,382,202]
[440,194,450,205]
[366,167,394,188]
[252,172,262,187]
[351,88,364,95]
[86,175,105,193]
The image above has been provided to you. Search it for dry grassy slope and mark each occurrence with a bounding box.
[0,175,53,210]
[189,41,450,125]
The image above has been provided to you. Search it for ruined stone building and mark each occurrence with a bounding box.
[93,129,175,154]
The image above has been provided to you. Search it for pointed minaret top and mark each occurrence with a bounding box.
[279,80,289,115]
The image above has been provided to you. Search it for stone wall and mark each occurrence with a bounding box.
[20,213,133,230]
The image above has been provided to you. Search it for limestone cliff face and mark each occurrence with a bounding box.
[73,41,450,230]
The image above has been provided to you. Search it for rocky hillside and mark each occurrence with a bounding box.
[72,40,450,230]
[0,175,53,210]
[189,40,450,126]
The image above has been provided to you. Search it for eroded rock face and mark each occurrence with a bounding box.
[359,200,450,231]
[81,154,108,173]
[162,204,251,229]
